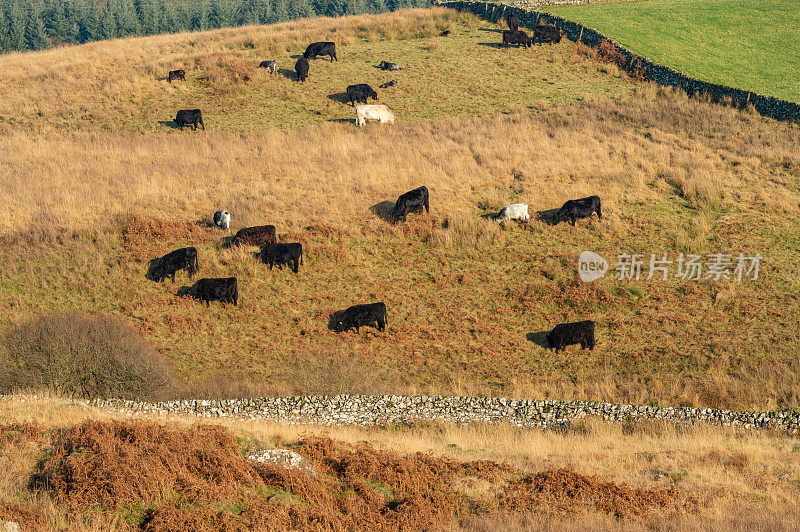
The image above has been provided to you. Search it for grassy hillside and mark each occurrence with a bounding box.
[0,8,632,132]
[0,9,799,410]
[548,0,800,102]
[2,396,800,530]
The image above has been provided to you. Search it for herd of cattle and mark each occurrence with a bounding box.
[147,181,601,351]
[155,19,600,352]
[168,17,565,130]
[502,14,563,48]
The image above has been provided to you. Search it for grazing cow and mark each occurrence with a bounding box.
[507,13,519,32]
[177,277,238,307]
[391,186,429,223]
[258,60,277,76]
[355,104,395,127]
[556,195,602,226]
[174,109,204,131]
[378,61,402,71]
[346,84,378,106]
[213,210,231,230]
[303,42,337,61]
[494,203,530,223]
[440,30,451,36]
[332,302,387,333]
[533,24,563,45]
[168,69,185,83]
[259,243,303,273]
[146,247,198,283]
[379,80,396,88]
[229,225,277,247]
[546,320,595,352]
[295,56,309,82]
[502,30,531,48]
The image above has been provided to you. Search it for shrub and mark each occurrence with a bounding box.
[0,312,172,400]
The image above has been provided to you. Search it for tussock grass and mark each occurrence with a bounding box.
[1,81,799,408]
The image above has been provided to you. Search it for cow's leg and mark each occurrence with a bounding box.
[200,119,205,131]
[377,318,385,331]
[571,216,576,226]
[292,259,298,274]
[596,205,602,221]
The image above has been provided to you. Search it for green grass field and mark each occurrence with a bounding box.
[548,0,800,102]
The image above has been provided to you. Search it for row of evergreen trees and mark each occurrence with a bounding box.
[0,0,431,53]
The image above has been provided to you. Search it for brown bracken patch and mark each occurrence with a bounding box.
[122,215,215,262]
[28,421,695,530]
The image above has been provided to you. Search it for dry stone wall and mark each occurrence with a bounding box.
[440,0,800,123]
[91,395,800,434]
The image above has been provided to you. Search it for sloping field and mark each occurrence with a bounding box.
[547,0,800,102]
[0,8,632,132]
[0,9,799,411]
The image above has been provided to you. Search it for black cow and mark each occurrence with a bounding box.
[440,30,451,36]
[178,277,238,307]
[259,243,303,273]
[174,109,204,130]
[168,69,185,83]
[295,56,309,82]
[556,195,602,226]
[378,61,401,71]
[228,225,277,247]
[146,247,198,283]
[379,80,396,89]
[533,24,563,45]
[546,320,595,353]
[502,30,531,48]
[303,42,337,61]
[346,84,378,106]
[507,13,519,32]
[391,186,430,223]
[332,302,387,333]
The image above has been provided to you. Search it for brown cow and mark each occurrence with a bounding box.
[533,24,563,45]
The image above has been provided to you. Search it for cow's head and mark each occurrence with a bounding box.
[328,310,347,332]
[176,286,191,298]
[145,259,162,282]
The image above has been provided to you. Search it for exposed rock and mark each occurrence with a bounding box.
[248,449,316,478]
[2,522,21,532]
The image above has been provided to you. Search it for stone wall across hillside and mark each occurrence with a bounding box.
[90,395,800,433]
[439,0,800,123]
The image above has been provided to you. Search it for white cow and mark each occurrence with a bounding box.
[356,104,395,127]
[213,210,231,230]
[493,203,530,223]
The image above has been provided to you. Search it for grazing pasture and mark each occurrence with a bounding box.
[547,0,800,102]
[0,9,798,411]
[0,9,634,133]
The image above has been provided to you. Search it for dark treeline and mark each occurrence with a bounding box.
[0,0,431,53]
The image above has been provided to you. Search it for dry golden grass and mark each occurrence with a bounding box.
[0,9,799,409]
[1,395,799,530]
